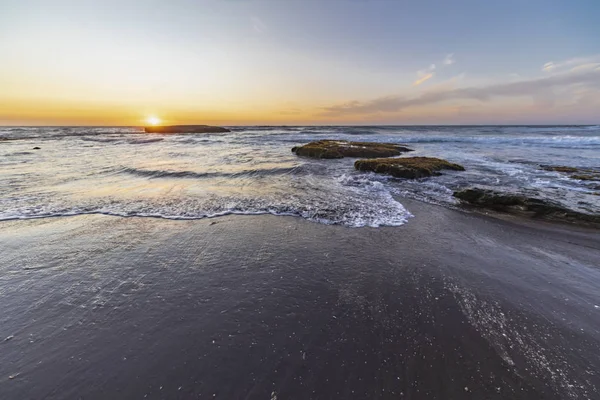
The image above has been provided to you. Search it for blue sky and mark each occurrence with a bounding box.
[1,0,599,124]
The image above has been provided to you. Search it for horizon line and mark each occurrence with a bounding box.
[1,123,599,128]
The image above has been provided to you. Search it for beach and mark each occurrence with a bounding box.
[1,198,599,399]
[3,0,600,397]
[1,125,599,398]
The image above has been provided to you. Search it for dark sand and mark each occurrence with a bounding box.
[1,199,599,399]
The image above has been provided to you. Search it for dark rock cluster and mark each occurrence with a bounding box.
[292,140,465,179]
[454,188,600,226]
[291,140,598,226]
[292,140,412,159]
[355,157,465,179]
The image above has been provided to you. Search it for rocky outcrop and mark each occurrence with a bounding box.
[541,165,579,173]
[454,188,600,225]
[144,125,230,134]
[354,157,465,179]
[541,165,600,182]
[292,140,412,159]
[571,174,600,182]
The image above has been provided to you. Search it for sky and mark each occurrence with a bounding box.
[1,0,599,125]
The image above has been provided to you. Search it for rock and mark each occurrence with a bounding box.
[541,165,600,181]
[354,157,465,179]
[32,147,41,150]
[144,125,230,134]
[454,188,526,209]
[291,140,412,159]
[571,174,600,182]
[454,188,600,225]
[541,165,579,173]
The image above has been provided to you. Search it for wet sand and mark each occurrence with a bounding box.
[1,199,599,399]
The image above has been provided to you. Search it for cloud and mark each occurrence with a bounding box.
[413,64,436,86]
[323,68,600,115]
[443,53,455,65]
[542,55,600,72]
[543,62,555,72]
[413,55,455,85]
[413,73,434,86]
[570,63,600,72]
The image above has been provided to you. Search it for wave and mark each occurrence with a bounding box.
[388,135,600,147]
[0,188,412,228]
[80,137,122,143]
[0,169,414,227]
[127,138,164,144]
[0,209,293,222]
[79,136,163,144]
[118,165,305,180]
[0,206,412,227]
[0,127,144,140]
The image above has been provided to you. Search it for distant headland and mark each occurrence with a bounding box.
[144,125,230,133]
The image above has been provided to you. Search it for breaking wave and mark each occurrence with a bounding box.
[118,165,305,180]
[0,187,413,228]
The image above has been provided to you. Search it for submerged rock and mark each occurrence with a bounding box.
[541,165,579,173]
[454,188,600,225]
[291,140,412,159]
[354,157,465,179]
[571,174,600,182]
[541,165,600,182]
[144,125,230,134]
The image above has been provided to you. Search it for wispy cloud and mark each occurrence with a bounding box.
[443,53,455,65]
[323,68,600,115]
[413,64,436,86]
[543,62,555,72]
[570,63,600,72]
[542,55,600,73]
[413,73,434,86]
[413,54,455,86]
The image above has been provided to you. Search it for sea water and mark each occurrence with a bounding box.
[1,126,598,227]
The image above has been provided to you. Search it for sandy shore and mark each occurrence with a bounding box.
[1,199,599,399]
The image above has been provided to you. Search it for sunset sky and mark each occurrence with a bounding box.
[1,0,599,125]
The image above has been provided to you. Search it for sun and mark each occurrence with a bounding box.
[146,116,161,126]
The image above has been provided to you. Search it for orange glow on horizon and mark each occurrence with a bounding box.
[0,95,594,126]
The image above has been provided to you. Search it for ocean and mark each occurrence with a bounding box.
[1,125,599,227]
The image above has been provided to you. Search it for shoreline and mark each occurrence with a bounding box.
[1,195,599,232]
[1,200,599,399]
